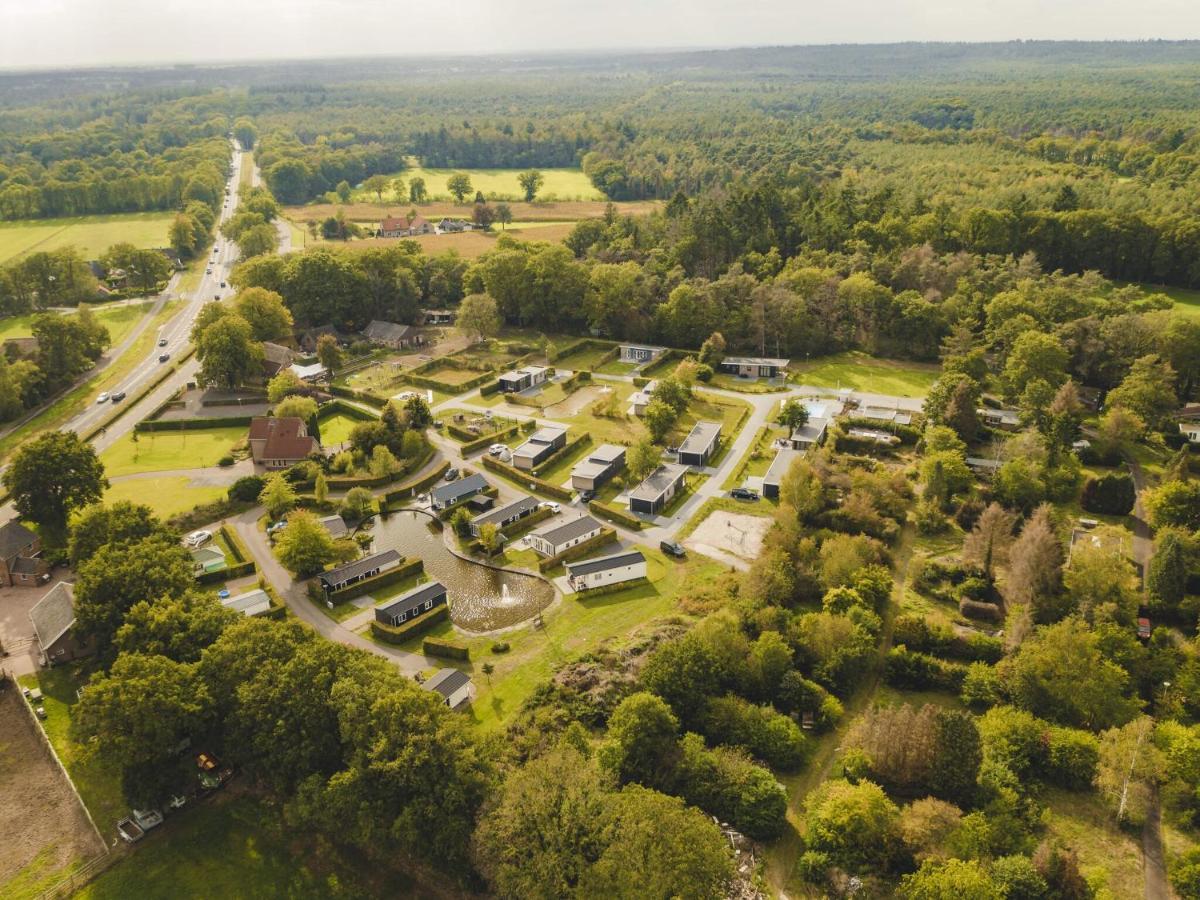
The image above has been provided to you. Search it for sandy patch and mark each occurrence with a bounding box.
[542,384,611,418]
[684,510,772,569]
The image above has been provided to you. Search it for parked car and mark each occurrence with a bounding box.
[444,468,459,481]
[730,487,760,501]
[540,501,561,514]
[660,540,687,558]
[184,530,212,548]
[578,489,596,503]
[96,392,110,404]
[487,443,508,456]
[158,353,170,363]
[111,391,126,402]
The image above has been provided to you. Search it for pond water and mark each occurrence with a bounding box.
[367,509,556,632]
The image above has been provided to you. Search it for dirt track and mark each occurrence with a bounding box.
[0,686,103,894]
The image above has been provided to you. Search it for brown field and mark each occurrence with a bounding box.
[283,199,659,225]
[347,223,578,259]
[0,687,104,898]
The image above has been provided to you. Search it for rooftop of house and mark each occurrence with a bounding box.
[0,519,38,560]
[628,464,688,502]
[430,472,489,503]
[566,549,646,577]
[424,667,471,699]
[362,320,413,343]
[378,580,447,618]
[471,495,539,528]
[677,421,721,456]
[29,582,75,649]
[722,356,790,368]
[791,417,830,444]
[320,549,403,587]
[763,447,802,485]
[531,514,602,546]
[221,589,271,615]
[248,416,319,461]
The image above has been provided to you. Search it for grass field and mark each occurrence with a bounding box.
[1137,282,1200,320]
[99,426,245,477]
[0,301,154,345]
[104,475,228,520]
[340,222,577,259]
[284,199,658,225]
[316,411,363,446]
[238,152,254,191]
[0,212,176,264]
[789,351,940,397]
[352,165,603,203]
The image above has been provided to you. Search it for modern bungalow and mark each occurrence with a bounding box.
[362,320,418,349]
[497,365,549,394]
[570,444,626,491]
[221,588,272,617]
[789,417,830,451]
[470,495,540,536]
[858,405,913,426]
[528,514,603,558]
[566,549,647,592]
[628,380,658,417]
[0,519,47,587]
[719,356,789,379]
[1179,421,1200,444]
[618,343,665,364]
[29,582,94,666]
[430,473,489,511]
[248,417,321,469]
[319,549,402,596]
[423,667,473,709]
[978,407,1021,430]
[627,464,688,516]
[762,448,801,500]
[676,421,721,467]
[190,546,228,577]
[512,425,567,471]
[375,580,447,627]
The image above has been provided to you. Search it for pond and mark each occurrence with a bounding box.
[367,509,556,632]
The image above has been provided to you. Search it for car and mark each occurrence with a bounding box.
[206,267,212,274]
[159,353,170,363]
[111,391,126,402]
[660,540,687,558]
[158,338,167,347]
[1137,617,1152,640]
[267,520,288,535]
[488,443,508,456]
[730,487,760,501]
[540,501,561,513]
[184,530,212,548]
[213,294,220,301]
[96,392,110,404]
[578,489,596,503]
[444,468,459,481]
[220,281,226,288]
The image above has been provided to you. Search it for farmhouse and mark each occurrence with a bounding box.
[362,320,418,349]
[512,424,568,471]
[566,549,647,592]
[978,407,1021,430]
[720,356,789,379]
[497,365,548,393]
[628,380,659,417]
[619,343,665,364]
[423,667,473,709]
[422,309,456,325]
[528,514,603,557]
[627,464,688,516]
[29,582,94,666]
[190,546,227,577]
[677,421,721,467]
[319,549,403,596]
[379,214,432,237]
[762,448,801,500]
[0,519,47,587]
[248,417,321,469]
[261,342,294,377]
[221,588,272,616]
[470,495,540,536]
[430,473,489,511]
[570,444,626,491]
[375,580,447,627]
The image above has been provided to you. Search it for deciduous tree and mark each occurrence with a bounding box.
[4,430,107,543]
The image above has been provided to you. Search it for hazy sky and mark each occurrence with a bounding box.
[1,0,1197,69]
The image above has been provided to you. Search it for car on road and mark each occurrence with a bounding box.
[206,267,212,274]
[444,468,459,481]
[96,392,110,404]
[730,487,760,501]
[487,443,508,456]
[111,391,126,402]
[158,338,168,347]
[184,530,212,548]
[159,353,170,363]
[220,281,226,288]
[578,489,596,503]
[660,540,687,558]
[540,501,561,513]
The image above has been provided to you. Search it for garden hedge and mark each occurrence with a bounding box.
[370,604,449,644]
[481,455,573,501]
[135,413,253,432]
[460,425,521,455]
[423,637,470,660]
[532,432,592,477]
[587,499,643,530]
[327,384,387,408]
[884,646,969,692]
[325,557,424,602]
[569,576,649,598]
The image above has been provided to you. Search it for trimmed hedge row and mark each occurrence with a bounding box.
[197,560,256,585]
[136,413,253,432]
[219,524,252,565]
[479,380,502,397]
[501,504,556,538]
[569,576,649,598]
[383,459,451,505]
[892,614,1003,663]
[587,499,643,530]
[370,604,449,644]
[325,557,424,602]
[532,432,593,477]
[460,424,521,455]
[327,384,387,408]
[481,455,574,501]
[536,527,617,572]
[319,398,378,423]
[423,637,470,660]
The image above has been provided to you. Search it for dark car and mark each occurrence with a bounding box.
[444,468,459,481]
[1137,617,1151,640]
[158,353,170,363]
[660,540,686,558]
[730,487,760,501]
[220,281,226,288]
[111,391,126,402]
[578,489,596,503]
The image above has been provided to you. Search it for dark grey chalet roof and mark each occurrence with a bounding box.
[533,515,601,546]
[424,667,471,699]
[377,581,446,620]
[320,549,402,588]
[362,320,413,343]
[566,549,645,577]
[472,495,539,528]
[431,473,488,505]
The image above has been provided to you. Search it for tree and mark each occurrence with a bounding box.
[237,222,279,258]
[259,472,298,519]
[316,333,342,382]
[1146,479,1200,530]
[1006,505,1066,623]
[898,859,1001,900]
[778,398,810,433]
[457,293,501,343]
[68,500,162,568]
[1095,717,1163,826]
[698,331,726,367]
[340,487,375,522]
[234,287,293,341]
[409,177,427,203]
[1106,354,1178,431]
[195,314,263,389]
[4,431,107,543]
[517,170,545,202]
[943,377,982,442]
[273,395,318,422]
[1064,541,1140,625]
[274,509,350,576]
[1080,472,1136,515]
[447,173,473,203]
[961,503,1015,579]
[477,522,502,555]
[314,472,329,504]
[233,117,257,149]
[1147,530,1188,612]
[1095,406,1145,457]
[642,398,677,443]
[625,438,661,485]
[114,591,239,662]
[599,691,680,788]
[363,174,389,203]
[495,203,513,230]
[403,394,433,429]
[1003,331,1068,399]
[804,779,903,873]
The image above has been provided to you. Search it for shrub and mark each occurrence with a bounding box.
[885,647,968,692]
[1081,472,1136,516]
[229,474,266,501]
[701,694,811,771]
[491,641,510,654]
[674,733,788,841]
[1046,726,1100,790]
[218,454,235,467]
[959,599,1004,622]
[804,779,904,874]
[423,637,469,660]
[960,663,1002,709]
[370,605,449,644]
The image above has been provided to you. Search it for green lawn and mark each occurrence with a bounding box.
[316,412,364,446]
[0,212,177,264]
[100,426,245,477]
[1043,788,1146,900]
[104,476,228,520]
[1135,282,1200,320]
[723,425,785,490]
[352,165,603,203]
[553,342,619,370]
[0,301,155,345]
[789,351,940,397]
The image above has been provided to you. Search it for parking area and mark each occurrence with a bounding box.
[0,576,67,676]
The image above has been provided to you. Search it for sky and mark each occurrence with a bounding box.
[1,0,1198,70]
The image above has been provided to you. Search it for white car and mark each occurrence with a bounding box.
[96,392,110,404]
[184,530,212,548]
[539,501,561,514]
[488,443,508,456]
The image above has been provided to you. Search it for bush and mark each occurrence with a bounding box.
[588,499,643,530]
[218,454,235,467]
[229,475,266,501]
[480,454,573,501]
[424,637,470,660]
[959,599,1004,622]
[1045,727,1099,790]
[885,647,968,692]
[674,733,788,841]
[960,662,1002,710]
[701,694,811,771]
[1081,472,1136,516]
[491,641,510,654]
